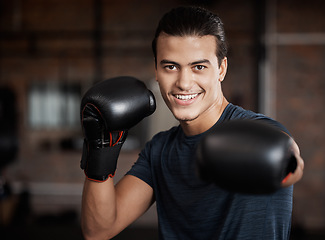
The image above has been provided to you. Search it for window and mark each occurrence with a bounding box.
[28,82,81,129]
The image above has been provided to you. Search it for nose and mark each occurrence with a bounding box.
[176,69,194,91]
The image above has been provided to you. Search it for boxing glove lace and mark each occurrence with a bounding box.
[80,76,156,182]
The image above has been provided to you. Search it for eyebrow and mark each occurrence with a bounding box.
[160,60,179,66]
[160,59,211,66]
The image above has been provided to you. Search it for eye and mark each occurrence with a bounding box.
[194,65,206,71]
[164,65,177,71]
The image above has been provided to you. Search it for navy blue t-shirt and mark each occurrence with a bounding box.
[127,103,293,239]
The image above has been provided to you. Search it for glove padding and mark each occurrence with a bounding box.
[80,76,156,182]
[196,120,297,194]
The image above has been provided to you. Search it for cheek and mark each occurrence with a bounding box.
[157,80,170,102]
[199,75,218,91]
[157,73,173,93]
[202,77,222,99]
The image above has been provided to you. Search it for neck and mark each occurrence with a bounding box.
[180,97,229,136]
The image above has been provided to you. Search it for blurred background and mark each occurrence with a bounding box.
[0,0,324,239]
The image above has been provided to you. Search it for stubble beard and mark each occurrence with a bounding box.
[173,111,200,123]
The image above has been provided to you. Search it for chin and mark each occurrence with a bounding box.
[170,107,201,122]
[174,113,199,122]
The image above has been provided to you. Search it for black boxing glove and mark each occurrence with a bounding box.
[80,76,156,182]
[196,120,297,194]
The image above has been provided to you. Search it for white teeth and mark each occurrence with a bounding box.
[175,94,198,100]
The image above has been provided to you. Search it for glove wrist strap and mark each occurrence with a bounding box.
[81,139,123,182]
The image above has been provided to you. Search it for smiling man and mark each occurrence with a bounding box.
[155,34,228,135]
[81,6,304,240]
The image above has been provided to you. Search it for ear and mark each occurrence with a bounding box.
[219,57,228,82]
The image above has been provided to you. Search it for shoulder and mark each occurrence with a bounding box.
[224,103,290,135]
[127,126,181,188]
[223,103,265,120]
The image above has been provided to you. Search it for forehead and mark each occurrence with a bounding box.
[156,34,218,63]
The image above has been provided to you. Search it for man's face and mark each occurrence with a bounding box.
[155,34,227,124]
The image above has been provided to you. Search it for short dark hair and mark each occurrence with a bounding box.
[152,6,228,66]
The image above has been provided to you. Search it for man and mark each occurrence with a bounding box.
[81,6,304,239]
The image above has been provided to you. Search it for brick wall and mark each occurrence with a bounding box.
[275,0,325,231]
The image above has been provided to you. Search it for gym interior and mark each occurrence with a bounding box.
[0,0,324,239]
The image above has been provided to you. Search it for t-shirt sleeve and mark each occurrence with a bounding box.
[126,140,154,188]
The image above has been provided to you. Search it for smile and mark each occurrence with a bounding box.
[175,93,198,101]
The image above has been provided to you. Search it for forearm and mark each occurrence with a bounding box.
[81,178,117,240]
[79,77,156,239]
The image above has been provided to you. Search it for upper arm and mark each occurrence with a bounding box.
[112,174,155,236]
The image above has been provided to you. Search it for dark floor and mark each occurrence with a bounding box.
[1,209,158,240]
[2,222,325,240]
[1,208,325,240]
[2,224,158,240]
